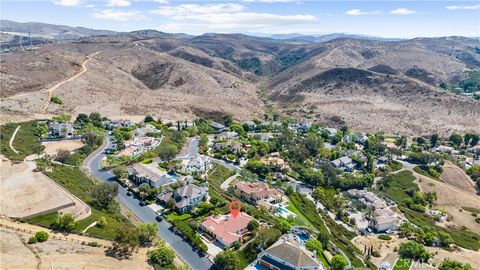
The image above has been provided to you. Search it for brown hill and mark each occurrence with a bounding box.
[1,22,479,135]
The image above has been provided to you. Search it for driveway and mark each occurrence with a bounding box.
[86,136,213,270]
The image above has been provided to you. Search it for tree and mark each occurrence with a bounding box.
[398,241,431,261]
[470,134,479,147]
[113,165,128,179]
[157,141,178,161]
[55,149,71,163]
[274,219,291,234]
[91,182,118,209]
[223,115,233,127]
[331,254,348,270]
[317,230,330,250]
[75,113,89,124]
[305,239,323,255]
[214,249,238,270]
[416,137,426,145]
[88,112,103,127]
[166,199,176,210]
[113,227,139,255]
[97,216,107,228]
[52,213,76,231]
[395,135,407,148]
[449,134,463,147]
[148,242,175,267]
[430,134,439,148]
[35,231,49,242]
[144,115,154,123]
[285,185,294,196]
[137,223,158,246]
[439,259,473,270]
[399,222,415,238]
[424,191,437,206]
[247,220,259,232]
[437,231,453,247]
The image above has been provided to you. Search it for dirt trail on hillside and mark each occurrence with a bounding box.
[9,125,21,155]
[42,51,101,112]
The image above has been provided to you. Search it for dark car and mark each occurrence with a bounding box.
[155,215,163,222]
[126,191,133,196]
[139,201,146,207]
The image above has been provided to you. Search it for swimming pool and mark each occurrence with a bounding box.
[277,207,297,219]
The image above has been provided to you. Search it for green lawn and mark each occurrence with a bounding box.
[381,171,480,251]
[27,165,130,240]
[286,203,316,229]
[0,121,43,160]
[165,212,191,222]
[207,163,235,189]
[413,166,440,180]
[393,258,412,270]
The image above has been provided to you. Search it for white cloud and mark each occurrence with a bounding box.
[106,0,131,7]
[152,3,244,16]
[53,0,81,6]
[94,9,147,21]
[243,0,297,3]
[152,0,169,3]
[445,4,480,10]
[152,3,316,34]
[346,9,380,16]
[390,8,416,15]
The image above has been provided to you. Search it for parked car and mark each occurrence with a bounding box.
[155,215,163,222]
[126,191,133,196]
[139,201,146,207]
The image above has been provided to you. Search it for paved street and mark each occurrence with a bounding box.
[86,136,214,270]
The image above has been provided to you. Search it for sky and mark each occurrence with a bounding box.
[1,0,479,38]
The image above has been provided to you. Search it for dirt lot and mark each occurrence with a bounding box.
[0,228,151,270]
[427,246,480,270]
[414,172,480,234]
[440,162,477,194]
[42,140,85,156]
[352,235,407,267]
[0,160,89,219]
[1,160,74,218]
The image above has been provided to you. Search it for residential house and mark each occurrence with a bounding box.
[372,208,401,232]
[260,152,290,171]
[248,132,274,142]
[213,141,242,154]
[215,131,239,141]
[376,156,389,169]
[435,145,454,153]
[201,212,254,247]
[158,184,207,213]
[319,127,338,138]
[210,122,226,132]
[133,124,159,137]
[129,163,178,188]
[106,120,134,130]
[47,122,75,138]
[330,156,355,172]
[180,155,211,174]
[117,136,159,157]
[255,234,323,270]
[234,181,283,209]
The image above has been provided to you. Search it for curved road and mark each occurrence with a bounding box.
[86,136,213,270]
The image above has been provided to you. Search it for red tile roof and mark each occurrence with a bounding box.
[201,212,254,246]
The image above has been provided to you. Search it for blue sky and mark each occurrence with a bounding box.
[1,0,479,38]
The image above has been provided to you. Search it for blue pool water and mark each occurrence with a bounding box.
[278,207,297,218]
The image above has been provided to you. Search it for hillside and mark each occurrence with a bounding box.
[1,21,480,134]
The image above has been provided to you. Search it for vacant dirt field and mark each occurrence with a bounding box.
[427,246,480,270]
[414,172,480,234]
[440,162,477,194]
[42,139,84,155]
[0,160,88,219]
[352,235,407,267]
[0,228,151,270]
